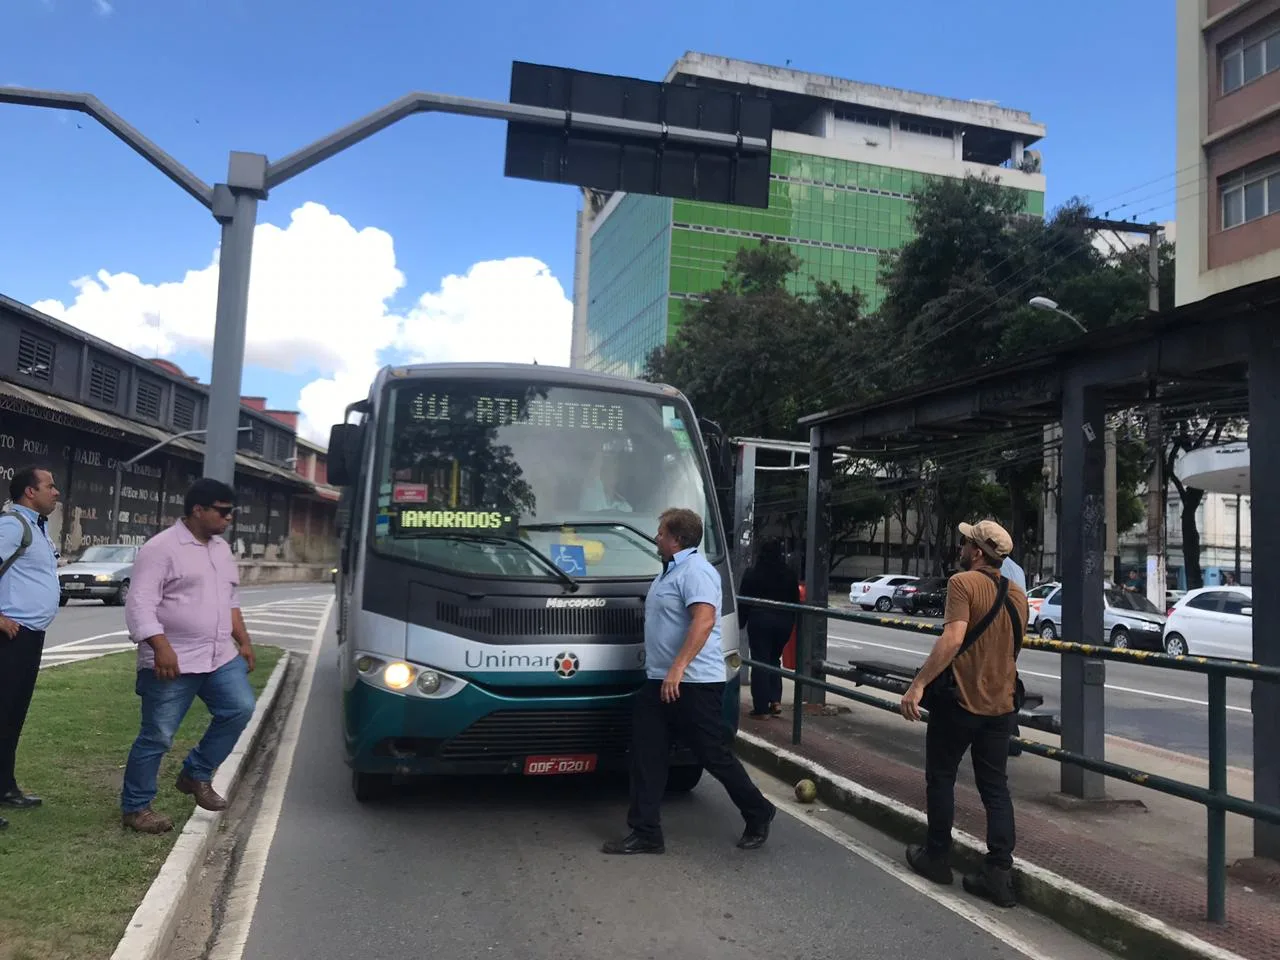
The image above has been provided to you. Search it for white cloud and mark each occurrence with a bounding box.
[33,202,572,443]
[399,258,571,365]
[93,0,113,14]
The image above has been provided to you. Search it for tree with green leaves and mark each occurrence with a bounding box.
[867,174,1177,573]
[644,242,869,442]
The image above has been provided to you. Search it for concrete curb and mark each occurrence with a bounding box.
[735,730,1252,960]
[109,653,293,960]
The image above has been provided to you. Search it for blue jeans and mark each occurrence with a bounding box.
[121,655,256,814]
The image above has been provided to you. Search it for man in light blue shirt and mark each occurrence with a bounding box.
[603,507,776,856]
[1000,555,1026,592]
[0,465,63,828]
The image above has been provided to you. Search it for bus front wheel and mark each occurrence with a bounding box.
[352,770,393,803]
[666,766,703,794]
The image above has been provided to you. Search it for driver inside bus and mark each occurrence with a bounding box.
[579,438,633,513]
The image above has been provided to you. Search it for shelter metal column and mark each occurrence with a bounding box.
[802,429,833,705]
[1249,318,1280,859]
[732,442,757,590]
[1059,377,1107,799]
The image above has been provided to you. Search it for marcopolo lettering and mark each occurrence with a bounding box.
[546,597,607,608]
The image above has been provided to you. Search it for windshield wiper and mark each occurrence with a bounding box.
[421,532,579,592]
[521,520,657,545]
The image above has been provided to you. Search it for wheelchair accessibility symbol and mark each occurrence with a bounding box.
[550,544,587,575]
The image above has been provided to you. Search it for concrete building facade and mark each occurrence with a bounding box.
[571,52,1047,377]
[1176,0,1280,305]
[0,294,339,562]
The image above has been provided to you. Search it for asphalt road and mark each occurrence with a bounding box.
[825,617,1255,768]
[215,617,1111,960]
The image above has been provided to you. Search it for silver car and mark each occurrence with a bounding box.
[59,544,138,606]
[1034,585,1168,650]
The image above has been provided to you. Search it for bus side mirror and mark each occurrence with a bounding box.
[327,423,361,486]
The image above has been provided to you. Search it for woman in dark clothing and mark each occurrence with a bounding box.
[739,539,800,719]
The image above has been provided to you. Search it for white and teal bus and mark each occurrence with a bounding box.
[327,363,742,801]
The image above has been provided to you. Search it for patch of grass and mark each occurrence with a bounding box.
[0,646,284,960]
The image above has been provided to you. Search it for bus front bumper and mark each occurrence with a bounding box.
[344,674,741,777]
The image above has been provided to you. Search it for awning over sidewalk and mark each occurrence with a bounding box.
[0,378,310,488]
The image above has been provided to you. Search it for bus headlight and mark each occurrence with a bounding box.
[416,670,442,695]
[383,662,414,690]
[355,655,379,675]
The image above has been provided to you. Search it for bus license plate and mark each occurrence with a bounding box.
[523,755,597,776]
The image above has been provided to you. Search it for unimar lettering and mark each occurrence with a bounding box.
[398,509,510,530]
[546,597,607,608]
[463,650,561,669]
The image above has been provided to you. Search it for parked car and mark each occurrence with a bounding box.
[1163,587,1253,659]
[58,543,137,606]
[850,574,919,612]
[893,577,948,616]
[1026,582,1060,625]
[1033,585,1168,649]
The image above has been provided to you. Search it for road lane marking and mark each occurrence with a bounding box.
[246,630,316,641]
[208,595,334,960]
[753,779,1036,957]
[827,636,1252,713]
[48,630,130,648]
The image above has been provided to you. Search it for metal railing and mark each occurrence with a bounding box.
[737,595,1280,924]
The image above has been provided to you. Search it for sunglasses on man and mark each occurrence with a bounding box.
[198,504,236,518]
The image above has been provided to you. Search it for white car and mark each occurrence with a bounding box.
[850,574,919,612]
[1163,586,1253,659]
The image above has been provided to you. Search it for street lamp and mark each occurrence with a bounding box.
[109,426,252,543]
[1028,296,1088,334]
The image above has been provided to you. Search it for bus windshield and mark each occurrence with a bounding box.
[372,378,723,581]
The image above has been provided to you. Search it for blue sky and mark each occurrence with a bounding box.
[0,0,1175,438]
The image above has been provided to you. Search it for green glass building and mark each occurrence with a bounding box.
[572,53,1047,378]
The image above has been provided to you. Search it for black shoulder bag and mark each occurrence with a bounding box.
[922,574,1024,714]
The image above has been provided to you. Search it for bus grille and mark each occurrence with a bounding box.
[440,708,632,760]
[436,603,643,639]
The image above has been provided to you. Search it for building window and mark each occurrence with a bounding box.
[899,120,950,138]
[16,332,54,382]
[274,432,295,463]
[134,379,162,421]
[1221,159,1280,228]
[1221,24,1280,93]
[833,109,889,128]
[88,361,120,406]
[249,421,265,454]
[173,392,196,431]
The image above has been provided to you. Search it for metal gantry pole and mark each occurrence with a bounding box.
[205,159,266,485]
[0,85,769,485]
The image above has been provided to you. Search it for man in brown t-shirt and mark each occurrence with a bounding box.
[899,519,1027,908]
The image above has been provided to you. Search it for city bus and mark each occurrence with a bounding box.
[327,362,742,801]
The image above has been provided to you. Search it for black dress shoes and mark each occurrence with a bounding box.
[0,789,42,809]
[601,831,665,855]
[737,803,777,850]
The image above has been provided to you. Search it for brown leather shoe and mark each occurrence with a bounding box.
[176,772,227,811]
[122,808,173,834]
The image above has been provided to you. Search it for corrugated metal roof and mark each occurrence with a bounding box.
[0,378,311,488]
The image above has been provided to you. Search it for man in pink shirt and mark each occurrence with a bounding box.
[121,478,257,834]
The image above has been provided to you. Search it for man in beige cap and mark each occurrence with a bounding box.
[898,518,1028,908]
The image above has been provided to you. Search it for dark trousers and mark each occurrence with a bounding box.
[747,616,790,714]
[0,626,45,794]
[924,701,1016,869]
[627,680,774,842]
